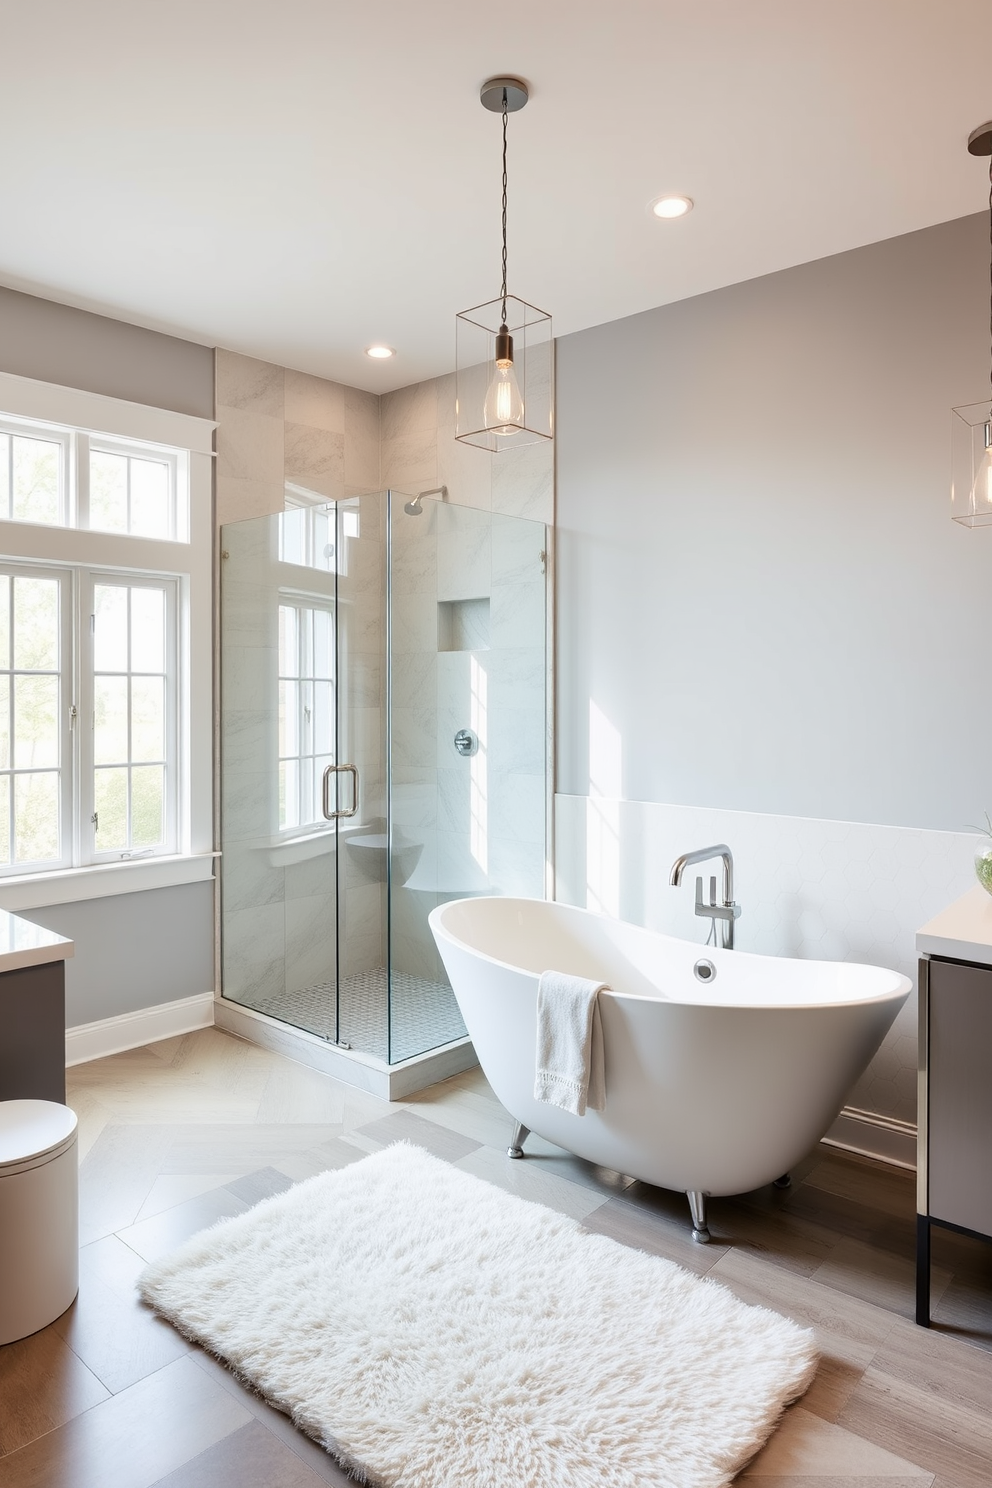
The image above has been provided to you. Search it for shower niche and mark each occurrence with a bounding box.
[438,597,490,651]
[217,491,548,1095]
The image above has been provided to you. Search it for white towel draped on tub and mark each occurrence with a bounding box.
[534,971,608,1116]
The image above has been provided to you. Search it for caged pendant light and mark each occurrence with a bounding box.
[951,120,992,526]
[455,77,554,451]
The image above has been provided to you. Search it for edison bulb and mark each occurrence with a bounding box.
[484,363,524,434]
[974,445,992,509]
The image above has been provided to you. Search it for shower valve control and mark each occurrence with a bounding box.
[454,728,479,757]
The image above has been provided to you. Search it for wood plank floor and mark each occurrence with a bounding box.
[1,1026,990,1486]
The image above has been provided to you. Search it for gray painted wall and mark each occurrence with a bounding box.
[0,285,214,418]
[21,884,215,1026]
[556,212,992,832]
[0,287,216,1026]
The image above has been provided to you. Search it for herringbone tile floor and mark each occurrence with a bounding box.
[0,1026,990,1485]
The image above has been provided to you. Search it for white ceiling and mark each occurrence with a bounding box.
[1,1,990,393]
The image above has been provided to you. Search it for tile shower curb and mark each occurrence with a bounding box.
[213,995,478,1098]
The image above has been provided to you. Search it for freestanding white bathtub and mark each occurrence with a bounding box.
[429,896,911,1240]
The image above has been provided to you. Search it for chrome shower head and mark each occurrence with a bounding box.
[402,485,446,517]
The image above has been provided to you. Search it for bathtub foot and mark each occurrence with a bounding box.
[687,1190,711,1243]
[773,1173,792,1189]
[507,1122,530,1159]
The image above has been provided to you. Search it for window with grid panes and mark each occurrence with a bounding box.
[87,578,177,858]
[0,424,67,526]
[0,409,190,875]
[278,601,335,832]
[0,567,71,870]
[0,413,186,539]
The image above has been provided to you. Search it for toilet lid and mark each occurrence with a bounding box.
[0,1100,77,1168]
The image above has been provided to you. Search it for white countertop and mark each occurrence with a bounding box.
[917,885,992,965]
[0,909,73,975]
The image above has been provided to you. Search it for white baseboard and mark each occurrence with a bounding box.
[65,991,215,1066]
[822,1104,917,1171]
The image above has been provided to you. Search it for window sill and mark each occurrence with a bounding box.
[0,852,218,911]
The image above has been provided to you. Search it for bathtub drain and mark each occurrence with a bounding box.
[693,958,716,983]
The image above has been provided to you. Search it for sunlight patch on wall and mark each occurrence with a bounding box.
[470,654,488,875]
[586,699,621,916]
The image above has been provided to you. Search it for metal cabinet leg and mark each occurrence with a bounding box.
[916,1213,931,1327]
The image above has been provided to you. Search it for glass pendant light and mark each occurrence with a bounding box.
[456,77,553,451]
[951,121,992,527]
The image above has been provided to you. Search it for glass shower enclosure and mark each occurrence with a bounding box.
[218,489,548,1074]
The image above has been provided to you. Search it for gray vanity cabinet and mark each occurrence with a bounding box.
[916,954,992,1325]
[0,960,66,1104]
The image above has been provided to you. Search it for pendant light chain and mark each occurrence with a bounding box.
[500,88,509,327]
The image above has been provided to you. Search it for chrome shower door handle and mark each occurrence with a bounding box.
[321,763,360,820]
[338,763,359,819]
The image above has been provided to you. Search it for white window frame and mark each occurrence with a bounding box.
[81,434,187,541]
[78,571,180,862]
[0,417,73,527]
[0,562,74,872]
[277,593,336,835]
[0,411,188,542]
[0,370,214,908]
[280,485,351,576]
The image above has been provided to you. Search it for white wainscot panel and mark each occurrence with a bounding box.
[554,793,981,1133]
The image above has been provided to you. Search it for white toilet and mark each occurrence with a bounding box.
[0,1100,79,1345]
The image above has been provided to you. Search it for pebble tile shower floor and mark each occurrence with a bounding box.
[250,968,467,1063]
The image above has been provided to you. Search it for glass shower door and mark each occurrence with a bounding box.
[332,491,390,1056]
[219,501,345,1047]
[275,528,341,1044]
[220,492,392,1057]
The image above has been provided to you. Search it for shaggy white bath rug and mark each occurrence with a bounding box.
[138,1144,816,1488]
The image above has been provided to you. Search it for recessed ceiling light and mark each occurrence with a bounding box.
[650,195,693,220]
[365,344,396,359]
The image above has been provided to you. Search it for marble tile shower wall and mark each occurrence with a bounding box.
[381,374,552,984]
[555,793,982,1129]
[380,373,554,522]
[217,350,385,1011]
[216,349,379,525]
[390,503,548,983]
